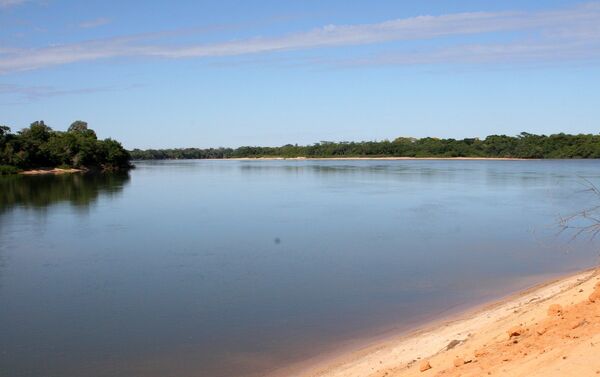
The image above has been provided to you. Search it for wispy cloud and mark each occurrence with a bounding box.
[337,17,600,68]
[0,0,27,8]
[1,2,599,74]
[0,83,141,104]
[78,17,111,29]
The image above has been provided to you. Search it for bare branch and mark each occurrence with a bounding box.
[559,179,600,244]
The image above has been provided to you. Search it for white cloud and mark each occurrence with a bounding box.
[1,2,599,74]
[0,0,27,8]
[78,17,111,29]
[0,83,142,103]
[343,39,600,67]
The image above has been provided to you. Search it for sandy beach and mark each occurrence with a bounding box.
[19,167,86,175]
[222,157,529,161]
[274,267,600,377]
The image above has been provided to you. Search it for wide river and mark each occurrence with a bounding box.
[1,159,599,377]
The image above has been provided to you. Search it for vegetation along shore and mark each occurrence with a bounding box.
[0,121,131,175]
[131,133,600,160]
[3,124,599,175]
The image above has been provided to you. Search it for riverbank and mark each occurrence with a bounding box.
[19,167,86,175]
[213,156,530,161]
[277,267,600,377]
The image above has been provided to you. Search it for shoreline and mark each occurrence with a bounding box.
[133,157,542,162]
[222,157,531,161]
[19,167,86,175]
[270,267,600,377]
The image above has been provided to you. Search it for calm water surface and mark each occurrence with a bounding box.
[1,160,599,377]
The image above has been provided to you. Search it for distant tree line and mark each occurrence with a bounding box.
[0,121,131,174]
[130,133,600,160]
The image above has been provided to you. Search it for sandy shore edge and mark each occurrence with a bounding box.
[19,167,86,175]
[211,157,531,161]
[270,267,600,377]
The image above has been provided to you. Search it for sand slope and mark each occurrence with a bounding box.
[20,168,84,175]
[297,268,600,377]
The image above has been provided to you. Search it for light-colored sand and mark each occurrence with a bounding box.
[223,157,528,161]
[286,268,600,377]
[20,167,85,175]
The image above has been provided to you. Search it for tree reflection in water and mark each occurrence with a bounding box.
[0,172,130,213]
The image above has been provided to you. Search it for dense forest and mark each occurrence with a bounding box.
[0,121,131,174]
[4,126,598,174]
[130,133,600,160]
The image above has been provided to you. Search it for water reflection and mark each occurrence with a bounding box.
[234,159,597,189]
[1,160,600,377]
[0,172,130,295]
[0,172,130,212]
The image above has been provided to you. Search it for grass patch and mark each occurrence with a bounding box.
[0,165,21,175]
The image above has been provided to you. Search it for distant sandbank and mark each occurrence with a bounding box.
[19,168,86,175]
[218,156,530,161]
[271,267,600,377]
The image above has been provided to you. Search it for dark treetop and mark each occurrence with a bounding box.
[130,132,600,160]
[0,121,131,174]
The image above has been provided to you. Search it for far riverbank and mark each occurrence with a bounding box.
[215,156,531,161]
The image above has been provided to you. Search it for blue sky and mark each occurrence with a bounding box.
[1,0,599,148]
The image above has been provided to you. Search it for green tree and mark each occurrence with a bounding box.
[0,120,131,172]
[68,120,88,133]
[97,138,131,170]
